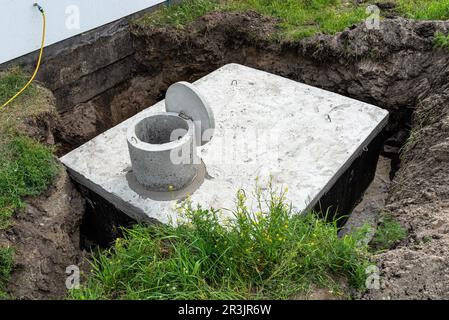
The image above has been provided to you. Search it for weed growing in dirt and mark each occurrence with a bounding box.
[433,31,449,50]
[0,136,59,229]
[400,127,421,160]
[370,213,407,252]
[0,68,55,133]
[70,186,370,300]
[0,247,13,298]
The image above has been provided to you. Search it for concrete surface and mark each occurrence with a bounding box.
[60,63,389,224]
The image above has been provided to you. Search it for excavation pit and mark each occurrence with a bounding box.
[60,64,389,244]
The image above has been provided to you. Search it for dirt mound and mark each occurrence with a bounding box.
[0,82,60,143]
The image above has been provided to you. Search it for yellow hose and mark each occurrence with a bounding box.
[0,5,46,112]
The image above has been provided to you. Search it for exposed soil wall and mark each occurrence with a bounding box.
[0,86,86,300]
[1,169,86,299]
[363,83,449,300]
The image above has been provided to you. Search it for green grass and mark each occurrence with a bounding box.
[136,0,369,40]
[70,187,370,300]
[141,0,221,27]
[434,31,449,50]
[400,127,421,160]
[135,0,449,41]
[0,136,59,229]
[0,247,13,299]
[396,0,449,20]
[0,67,36,107]
[0,68,59,296]
[370,213,407,251]
[224,0,367,40]
[0,68,54,133]
[0,69,59,230]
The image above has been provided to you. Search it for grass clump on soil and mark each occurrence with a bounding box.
[136,0,369,40]
[433,31,449,50]
[71,187,371,300]
[0,68,59,229]
[0,247,13,299]
[0,136,59,229]
[224,0,368,40]
[0,67,37,107]
[0,67,55,131]
[135,0,449,41]
[370,213,407,252]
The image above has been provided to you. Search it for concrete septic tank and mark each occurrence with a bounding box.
[60,64,389,245]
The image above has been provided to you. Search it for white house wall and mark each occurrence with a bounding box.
[0,0,165,64]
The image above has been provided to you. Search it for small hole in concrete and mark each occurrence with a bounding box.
[134,114,188,144]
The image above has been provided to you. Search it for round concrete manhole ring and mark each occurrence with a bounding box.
[126,112,198,191]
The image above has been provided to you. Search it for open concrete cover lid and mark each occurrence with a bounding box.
[165,81,215,146]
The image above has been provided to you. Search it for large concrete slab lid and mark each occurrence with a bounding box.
[165,81,215,146]
[60,64,389,225]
